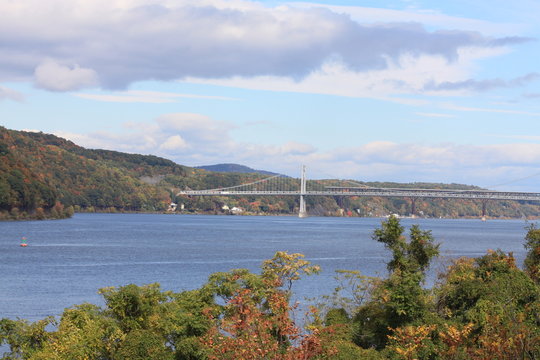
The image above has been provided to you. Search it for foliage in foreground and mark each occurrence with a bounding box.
[2,218,540,359]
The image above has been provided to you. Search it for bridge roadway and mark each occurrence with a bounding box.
[177,187,540,202]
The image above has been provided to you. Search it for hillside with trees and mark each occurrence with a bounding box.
[2,217,540,359]
[2,126,540,220]
[195,163,281,176]
[0,127,186,219]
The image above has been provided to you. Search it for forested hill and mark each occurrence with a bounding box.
[2,126,540,220]
[0,126,283,219]
[0,127,176,219]
[195,163,280,176]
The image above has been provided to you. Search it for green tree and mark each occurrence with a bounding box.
[353,216,439,349]
[28,304,122,360]
[373,216,439,274]
[0,317,54,358]
[114,329,174,360]
[524,223,540,283]
[99,283,168,333]
[430,250,540,359]
[436,250,539,325]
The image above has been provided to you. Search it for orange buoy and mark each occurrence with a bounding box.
[20,243,28,247]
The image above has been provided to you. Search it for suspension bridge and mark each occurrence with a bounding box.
[176,166,540,218]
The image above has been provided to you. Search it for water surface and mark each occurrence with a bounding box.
[0,213,532,321]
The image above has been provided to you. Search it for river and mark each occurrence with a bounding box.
[0,213,534,321]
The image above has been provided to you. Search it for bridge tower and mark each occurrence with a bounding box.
[299,165,308,218]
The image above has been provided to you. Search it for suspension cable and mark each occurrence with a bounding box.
[199,174,283,191]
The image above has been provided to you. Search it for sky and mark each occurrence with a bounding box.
[1,0,540,190]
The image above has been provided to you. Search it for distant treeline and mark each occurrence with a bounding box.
[2,125,540,220]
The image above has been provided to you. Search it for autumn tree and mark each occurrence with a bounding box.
[202,251,327,360]
[433,249,540,358]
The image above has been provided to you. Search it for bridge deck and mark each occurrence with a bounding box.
[177,189,540,201]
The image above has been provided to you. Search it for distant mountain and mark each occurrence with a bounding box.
[195,163,281,176]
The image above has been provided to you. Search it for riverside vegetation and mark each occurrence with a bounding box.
[3,126,540,220]
[2,217,540,359]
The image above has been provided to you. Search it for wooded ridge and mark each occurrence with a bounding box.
[1,126,540,220]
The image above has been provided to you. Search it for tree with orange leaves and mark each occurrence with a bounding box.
[202,252,328,360]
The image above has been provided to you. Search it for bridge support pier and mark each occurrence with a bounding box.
[481,200,487,221]
[410,198,417,218]
[298,165,308,218]
[299,195,307,218]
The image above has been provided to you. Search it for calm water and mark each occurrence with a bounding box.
[0,213,533,321]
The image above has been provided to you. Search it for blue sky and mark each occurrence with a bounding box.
[1,0,540,190]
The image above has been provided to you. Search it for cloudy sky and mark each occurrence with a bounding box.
[1,0,540,190]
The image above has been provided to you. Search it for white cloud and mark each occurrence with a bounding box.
[74,93,175,103]
[73,90,238,103]
[160,135,189,150]
[290,3,525,36]
[279,141,316,155]
[56,113,235,157]
[416,112,455,118]
[443,103,540,116]
[55,130,159,152]
[0,0,527,93]
[424,72,540,92]
[155,113,234,144]
[185,46,514,100]
[34,60,98,91]
[488,134,540,141]
[0,86,24,102]
[54,112,540,191]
